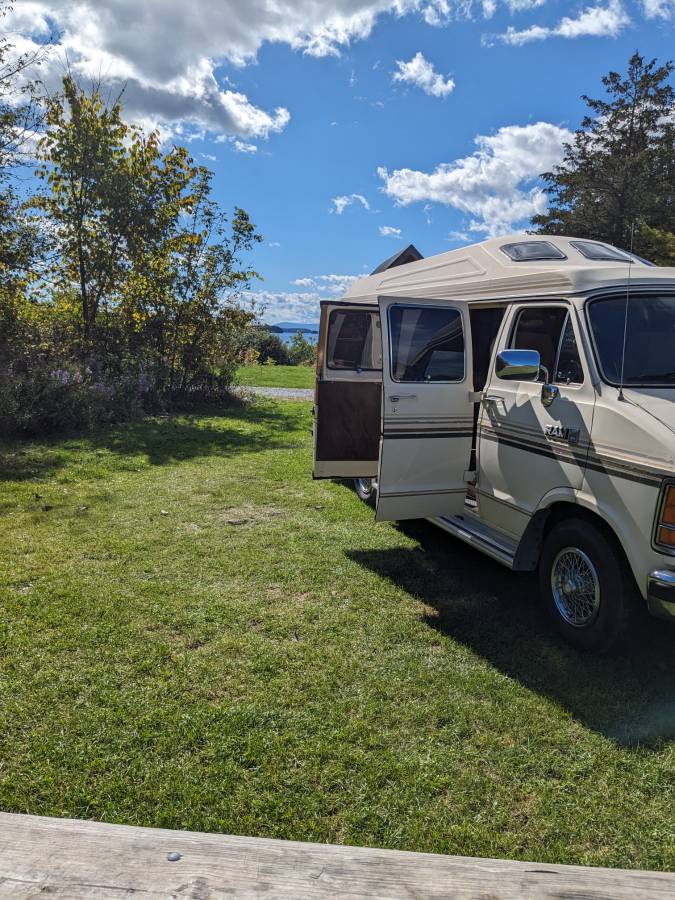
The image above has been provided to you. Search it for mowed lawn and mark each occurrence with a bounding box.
[236,364,314,388]
[1,399,674,871]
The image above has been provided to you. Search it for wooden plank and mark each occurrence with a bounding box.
[0,812,673,899]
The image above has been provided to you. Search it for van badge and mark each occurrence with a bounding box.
[545,425,580,445]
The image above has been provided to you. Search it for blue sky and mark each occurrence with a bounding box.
[9,0,675,322]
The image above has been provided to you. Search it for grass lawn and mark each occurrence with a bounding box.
[1,399,674,870]
[235,364,314,389]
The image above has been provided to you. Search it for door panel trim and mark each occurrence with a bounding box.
[314,460,378,479]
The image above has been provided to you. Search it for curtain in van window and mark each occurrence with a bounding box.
[327,310,382,370]
[388,306,464,382]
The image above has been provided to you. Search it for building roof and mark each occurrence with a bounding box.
[342,234,675,305]
[370,243,424,275]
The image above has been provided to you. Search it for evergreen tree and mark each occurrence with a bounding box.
[533,53,675,262]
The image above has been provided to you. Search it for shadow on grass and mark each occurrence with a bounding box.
[347,518,675,747]
[0,400,310,481]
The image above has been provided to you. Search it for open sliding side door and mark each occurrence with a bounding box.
[375,296,474,521]
[313,300,383,479]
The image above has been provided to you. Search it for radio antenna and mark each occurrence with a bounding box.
[618,221,636,402]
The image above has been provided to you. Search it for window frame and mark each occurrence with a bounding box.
[506,301,585,388]
[326,308,382,372]
[387,302,466,385]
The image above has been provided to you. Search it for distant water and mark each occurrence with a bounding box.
[276,328,319,346]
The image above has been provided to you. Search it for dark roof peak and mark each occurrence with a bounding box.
[370,243,423,275]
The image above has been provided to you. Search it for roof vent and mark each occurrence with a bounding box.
[370,244,423,275]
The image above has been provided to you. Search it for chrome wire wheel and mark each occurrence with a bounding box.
[355,477,375,499]
[551,546,601,628]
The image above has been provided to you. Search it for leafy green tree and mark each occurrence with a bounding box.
[288,329,316,366]
[533,53,675,259]
[33,75,262,395]
[636,224,675,267]
[33,76,134,344]
[0,3,49,367]
[246,328,291,365]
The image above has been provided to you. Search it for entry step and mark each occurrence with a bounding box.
[432,513,517,568]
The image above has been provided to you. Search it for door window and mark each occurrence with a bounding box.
[389,306,464,382]
[327,310,381,370]
[510,306,584,385]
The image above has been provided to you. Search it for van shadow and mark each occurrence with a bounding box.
[347,519,675,747]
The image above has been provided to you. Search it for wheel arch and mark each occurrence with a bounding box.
[513,493,638,591]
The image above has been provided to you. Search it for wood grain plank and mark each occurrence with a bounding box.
[0,812,673,899]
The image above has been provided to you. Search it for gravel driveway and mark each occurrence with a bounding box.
[237,386,313,401]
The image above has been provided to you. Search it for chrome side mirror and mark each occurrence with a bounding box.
[495,349,540,381]
[541,382,560,407]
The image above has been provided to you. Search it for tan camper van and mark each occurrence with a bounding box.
[313,235,675,652]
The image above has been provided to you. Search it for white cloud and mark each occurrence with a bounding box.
[233,140,258,153]
[378,121,573,236]
[380,225,403,237]
[292,274,360,293]
[268,241,281,247]
[482,0,546,15]
[5,2,569,144]
[492,0,630,45]
[393,52,455,98]
[331,193,371,214]
[244,290,322,323]
[641,0,675,17]
[200,152,217,161]
[6,4,292,141]
[506,0,547,9]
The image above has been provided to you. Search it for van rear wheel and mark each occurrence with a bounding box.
[354,477,377,508]
[539,519,633,653]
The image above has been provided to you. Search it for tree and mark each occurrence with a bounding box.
[287,329,316,366]
[33,76,134,344]
[0,3,49,367]
[33,75,262,393]
[532,53,675,261]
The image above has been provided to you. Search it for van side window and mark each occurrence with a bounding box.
[327,310,382,370]
[511,307,584,385]
[389,306,464,382]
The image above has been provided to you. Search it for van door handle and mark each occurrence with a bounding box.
[389,394,417,402]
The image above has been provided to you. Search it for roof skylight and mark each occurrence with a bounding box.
[500,241,567,262]
[570,241,632,262]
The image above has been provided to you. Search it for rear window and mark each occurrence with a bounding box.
[501,241,566,262]
[327,309,381,370]
[570,241,632,262]
[389,306,464,382]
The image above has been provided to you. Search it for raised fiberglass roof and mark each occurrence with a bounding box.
[341,233,675,305]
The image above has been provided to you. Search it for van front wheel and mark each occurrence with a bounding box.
[539,519,633,653]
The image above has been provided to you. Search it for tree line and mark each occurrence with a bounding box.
[0,24,673,436]
[0,7,270,436]
[533,52,674,263]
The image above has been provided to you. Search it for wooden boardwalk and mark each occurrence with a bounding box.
[1,812,673,898]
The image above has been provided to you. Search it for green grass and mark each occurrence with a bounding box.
[236,364,314,388]
[1,399,674,870]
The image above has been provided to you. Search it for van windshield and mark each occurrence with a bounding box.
[588,294,675,386]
